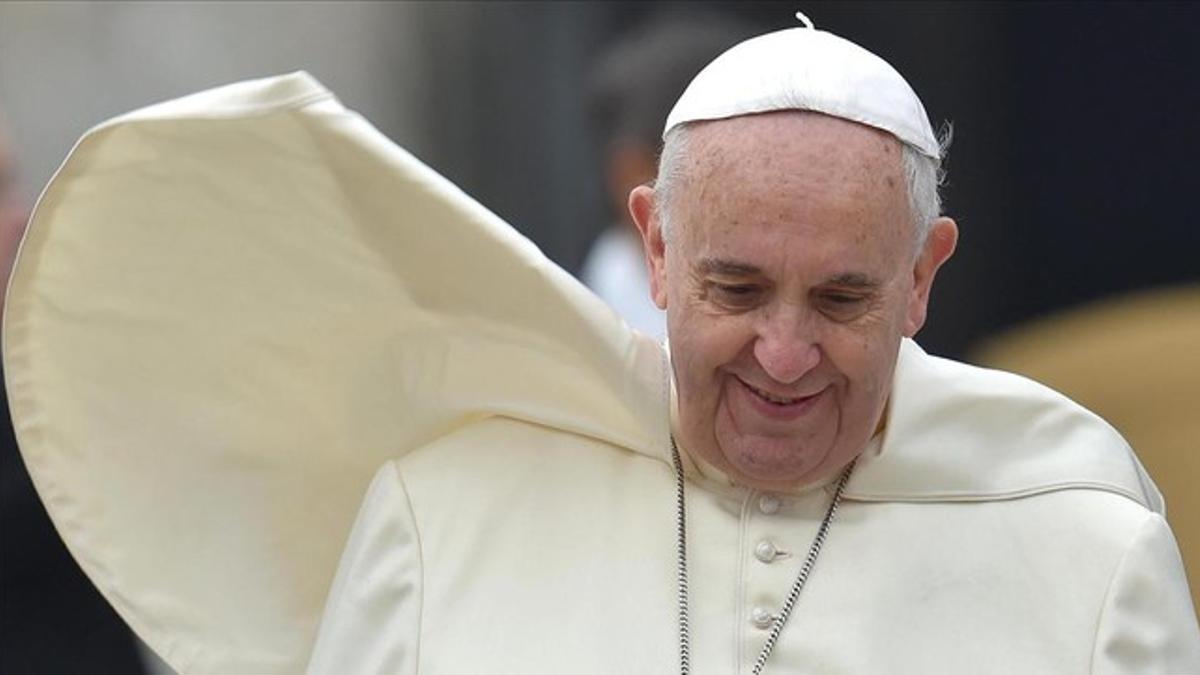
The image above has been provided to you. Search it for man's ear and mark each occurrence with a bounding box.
[903,217,958,337]
[629,184,669,309]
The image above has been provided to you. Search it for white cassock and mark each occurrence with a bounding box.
[307,338,1200,674]
[7,74,1198,675]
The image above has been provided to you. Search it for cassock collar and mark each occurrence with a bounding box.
[844,340,1162,510]
[654,338,1159,509]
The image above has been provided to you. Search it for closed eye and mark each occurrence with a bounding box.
[717,284,758,296]
[817,291,871,321]
[823,293,862,304]
[708,282,765,310]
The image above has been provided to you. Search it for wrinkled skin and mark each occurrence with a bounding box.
[630,112,957,491]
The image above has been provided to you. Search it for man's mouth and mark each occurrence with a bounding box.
[737,377,819,406]
[746,382,802,405]
[729,376,827,423]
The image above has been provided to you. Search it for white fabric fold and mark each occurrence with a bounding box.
[5,71,667,674]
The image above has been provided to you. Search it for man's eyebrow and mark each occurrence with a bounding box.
[696,258,761,276]
[824,272,880,288]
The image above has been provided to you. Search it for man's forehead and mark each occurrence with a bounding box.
[679,112,906,206]
[671,114,914,271]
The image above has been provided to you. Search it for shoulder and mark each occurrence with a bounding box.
[849,340,1162,511]
[1091,510,1200,670]
[396,416,669,513]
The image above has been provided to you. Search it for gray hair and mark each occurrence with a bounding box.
[656,121,951,250]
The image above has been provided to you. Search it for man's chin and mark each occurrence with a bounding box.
[719,435,830,490]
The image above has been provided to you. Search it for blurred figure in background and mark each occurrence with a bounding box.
[0,115,145,673]
[0,121,27,287]
[581,12,755,340]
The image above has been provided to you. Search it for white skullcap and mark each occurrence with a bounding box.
[664,15,940,158]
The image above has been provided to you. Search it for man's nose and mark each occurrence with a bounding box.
[752,308,821,384]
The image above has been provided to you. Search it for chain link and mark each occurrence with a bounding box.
[671,440,692,675]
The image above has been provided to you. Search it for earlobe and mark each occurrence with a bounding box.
[628,185,669,309]
[903,217,958,337]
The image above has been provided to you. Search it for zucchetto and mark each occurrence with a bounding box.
[664,17,940,158]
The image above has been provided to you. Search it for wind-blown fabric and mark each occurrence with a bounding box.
[6,72,665,673]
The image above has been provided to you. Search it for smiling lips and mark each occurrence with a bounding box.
[734,376,826,421]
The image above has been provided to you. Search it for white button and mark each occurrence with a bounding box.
[758,494,781,515]
[754,540,778,563]
[750,606,774,629]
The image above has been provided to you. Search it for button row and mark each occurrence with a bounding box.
[752,494,783,632]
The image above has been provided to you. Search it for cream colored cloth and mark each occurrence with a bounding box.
[6,73,1198,674]
[6,72,663,674]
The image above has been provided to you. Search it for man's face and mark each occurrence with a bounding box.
[631,112,955,491]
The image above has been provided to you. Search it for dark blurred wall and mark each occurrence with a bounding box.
[1007,4,1200,322]
[415,2,615,277]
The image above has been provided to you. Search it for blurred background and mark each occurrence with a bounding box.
[1,1,1197,672]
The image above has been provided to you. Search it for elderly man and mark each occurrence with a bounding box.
[306,22,1199,674]
[7,18,1198,675]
